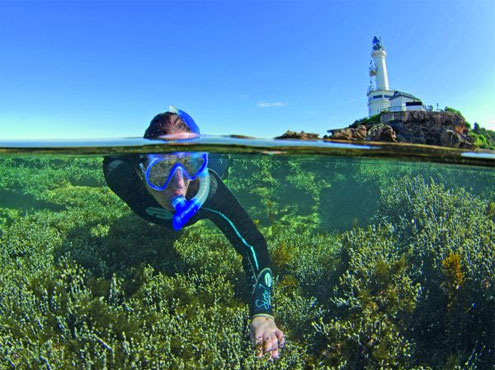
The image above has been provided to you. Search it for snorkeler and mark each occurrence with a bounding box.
[103,107,285,360]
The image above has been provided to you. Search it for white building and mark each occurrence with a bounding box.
[367,37,425,117]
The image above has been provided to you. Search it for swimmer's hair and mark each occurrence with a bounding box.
[144,112,192,139]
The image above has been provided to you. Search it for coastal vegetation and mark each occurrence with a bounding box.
[349,113,381,128]
[444,107,495,149]
[0,155,494,369]
[471,123,495,150]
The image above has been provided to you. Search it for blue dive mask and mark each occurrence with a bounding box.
[143,152,208,192]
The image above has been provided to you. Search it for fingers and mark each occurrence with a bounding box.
[254,335,264,358]
[264,336,277,353]
[255,335,278,359]
[250,323,285,360]
[269,338,280,360]
[271,347,279,360]
[270,330,284,359]
[262,335,282,360]
[275,329,285,348]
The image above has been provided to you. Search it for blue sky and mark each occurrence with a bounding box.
[1,0,494,139]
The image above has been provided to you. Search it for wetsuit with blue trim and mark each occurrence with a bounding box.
[102,156,273,319]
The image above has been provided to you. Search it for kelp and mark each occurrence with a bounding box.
[0,155,494,369]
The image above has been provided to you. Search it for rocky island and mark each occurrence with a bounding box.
[275,109,495,151]
[326,110,475,148]
[275,130,320,141]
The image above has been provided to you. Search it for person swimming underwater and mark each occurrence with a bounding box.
[102,106,285,360]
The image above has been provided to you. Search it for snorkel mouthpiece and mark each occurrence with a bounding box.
[170,169,210,231]
[171,196,200,231]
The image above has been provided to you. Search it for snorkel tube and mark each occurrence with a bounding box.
[170,167,210,231]
[169,106,209,230]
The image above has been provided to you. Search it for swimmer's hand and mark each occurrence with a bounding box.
[250,315,285,360]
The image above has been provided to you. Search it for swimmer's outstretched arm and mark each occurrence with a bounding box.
[200,171,285,360]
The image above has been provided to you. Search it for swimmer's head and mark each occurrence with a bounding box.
[140,107,205,212]
[144,106,200,139]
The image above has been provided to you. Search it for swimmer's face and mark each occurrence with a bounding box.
[142,131,198,211]
[146,167,191,211]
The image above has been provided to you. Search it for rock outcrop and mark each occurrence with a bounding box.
[325,111,475,149]
[275,130,320,140]
[328,125,367,141]
[367,124,397,142]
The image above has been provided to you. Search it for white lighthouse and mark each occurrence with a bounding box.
[367,36,394,116]
[371,38,389,90]
[367,36,425,117]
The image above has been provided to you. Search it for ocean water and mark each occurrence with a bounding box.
[0,137,494,369]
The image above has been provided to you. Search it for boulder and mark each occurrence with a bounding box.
[367,124,397,142]
[324,125,367,142]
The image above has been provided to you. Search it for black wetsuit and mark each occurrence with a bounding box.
[103,156,273,317]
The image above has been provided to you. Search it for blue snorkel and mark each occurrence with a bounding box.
[171,106,210,230]
[170,166,210,230]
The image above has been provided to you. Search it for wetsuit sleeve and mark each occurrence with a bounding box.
[102,156,175,227]
[200,170,274,318]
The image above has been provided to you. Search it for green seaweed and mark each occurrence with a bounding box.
[0,155,493,369]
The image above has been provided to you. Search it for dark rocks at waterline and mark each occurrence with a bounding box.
[368,124,398,142]
[386,111,473,148]
[325,123,398,143]
[325,125,368,142]
[325,111,475,149]
[275,130,320,140]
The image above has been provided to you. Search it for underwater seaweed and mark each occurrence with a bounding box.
[377,176,495,368]
[441,253,465,307]
[307,226,421,369]
[0,155,494,369]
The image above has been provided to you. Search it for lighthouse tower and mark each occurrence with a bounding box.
[367,36,394,116]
